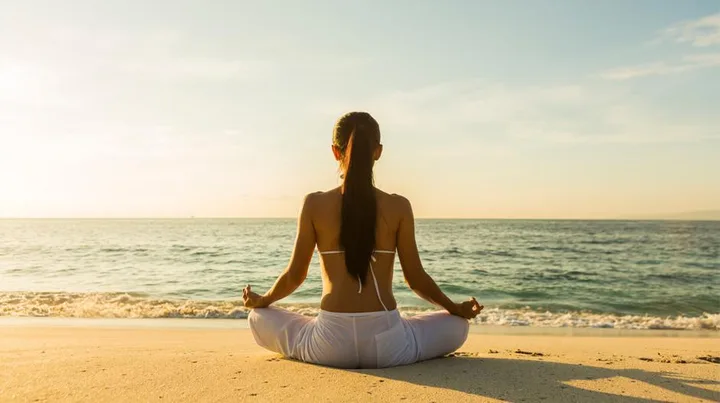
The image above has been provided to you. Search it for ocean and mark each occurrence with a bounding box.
[1,219,717,330]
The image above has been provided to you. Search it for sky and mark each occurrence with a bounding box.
[0,0,718,219]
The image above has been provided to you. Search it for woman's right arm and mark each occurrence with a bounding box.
[396,196,481,318]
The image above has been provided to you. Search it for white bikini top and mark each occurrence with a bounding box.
[318,249,395,311]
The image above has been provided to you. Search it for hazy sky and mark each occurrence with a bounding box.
[1,1,718,218]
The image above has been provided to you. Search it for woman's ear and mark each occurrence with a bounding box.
[374,144,383,161]
[332,145,343,161]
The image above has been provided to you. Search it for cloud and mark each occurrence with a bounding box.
[0,23,271,85]
[600,53,720,80]
[600,12,720,80]
[119,58,272,80]
[312,81,584,130]
[0,23,275,149]
[660,13,720,47]
[312,80,719,147]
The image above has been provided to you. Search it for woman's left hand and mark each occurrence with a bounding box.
[243,285,269,309]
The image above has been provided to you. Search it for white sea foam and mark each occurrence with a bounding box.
[1,292,717,330]
[0,292,249,319]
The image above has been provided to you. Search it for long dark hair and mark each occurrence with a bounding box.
[333,112,381,288]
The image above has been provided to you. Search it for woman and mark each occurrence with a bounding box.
[243,112,483,369]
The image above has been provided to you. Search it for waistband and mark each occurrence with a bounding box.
[318,309,399,318]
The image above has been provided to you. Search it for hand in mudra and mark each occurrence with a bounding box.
[454,297,483,319]
[242,285,268,309]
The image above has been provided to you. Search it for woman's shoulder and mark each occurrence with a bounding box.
[301,188,340,210]
[307,188,341,200]
[375,190,413,214]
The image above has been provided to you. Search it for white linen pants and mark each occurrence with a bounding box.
[248,307,469,369]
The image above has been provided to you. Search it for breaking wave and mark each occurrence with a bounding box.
[1,292,717,330]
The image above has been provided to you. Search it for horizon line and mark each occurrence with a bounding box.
[1,216,718,222]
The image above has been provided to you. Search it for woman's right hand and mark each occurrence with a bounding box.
[452,297,484,319]
[243,285,269,309]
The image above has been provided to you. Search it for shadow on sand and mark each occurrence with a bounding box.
[355,356,719,402]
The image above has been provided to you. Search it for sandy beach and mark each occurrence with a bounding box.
[1,323,717,402]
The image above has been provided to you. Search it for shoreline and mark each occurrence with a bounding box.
[1,317,717,338]
[3,291,717,331]
[2,217,718,221]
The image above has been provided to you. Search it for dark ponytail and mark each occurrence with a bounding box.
[333,112,380,288]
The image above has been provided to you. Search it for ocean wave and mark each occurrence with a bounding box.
[0,292,717,330]
[475,308,719,330]
[643,273,698,283]
[684,261,719,270]
[636,259,663,265]
[579,239,629,245]
[472,250,517,257]
[0,292,248,319]
[527,246,587,254]
[190,250,232,257]
[99,247,149,253]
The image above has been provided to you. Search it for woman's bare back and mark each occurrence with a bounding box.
[311,187,407,313]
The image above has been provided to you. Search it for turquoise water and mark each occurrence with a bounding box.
[1,219,717,330]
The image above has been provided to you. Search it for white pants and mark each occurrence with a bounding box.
[248,307,469,369]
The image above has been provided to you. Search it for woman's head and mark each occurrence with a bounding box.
[332,112,381,288]
[332,112,382,174]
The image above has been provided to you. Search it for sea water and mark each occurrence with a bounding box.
[1,219,717,330]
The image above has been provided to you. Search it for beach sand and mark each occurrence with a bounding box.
[1,324,718,402]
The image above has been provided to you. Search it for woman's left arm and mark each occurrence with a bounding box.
[249,194,317,307]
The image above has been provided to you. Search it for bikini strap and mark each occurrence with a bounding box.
[319,250,395,255]
[367,256,389,311]
[369,257,393,328]
[319,250,343,255]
